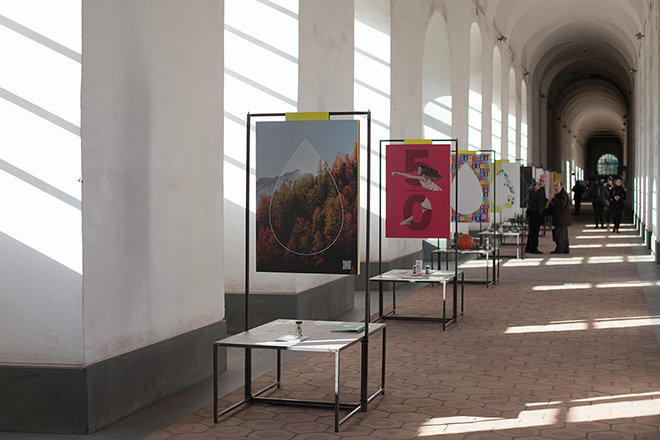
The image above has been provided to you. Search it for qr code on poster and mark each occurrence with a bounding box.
[342,260,352,270]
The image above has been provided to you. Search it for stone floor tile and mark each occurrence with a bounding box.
[540,428,588,439]
[585,432,635,440]
[243,428,296,440]
[164,423,209,434]
[204,424,254,438]
[143,432,174,440]
[168,435,219,440]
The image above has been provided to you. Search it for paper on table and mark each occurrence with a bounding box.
[275,334,309,342]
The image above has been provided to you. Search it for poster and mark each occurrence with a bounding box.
[255,120,359,274]
[520,166,534,209]
[386,143,451,238]
[495,160,520,214]
[451,152,491,222]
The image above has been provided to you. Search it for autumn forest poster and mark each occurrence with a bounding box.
[255,120,359,274]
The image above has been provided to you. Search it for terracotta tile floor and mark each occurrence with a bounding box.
[147,215,660,440]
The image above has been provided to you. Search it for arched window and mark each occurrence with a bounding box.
[422,13,452,139]
[596,154,619,176]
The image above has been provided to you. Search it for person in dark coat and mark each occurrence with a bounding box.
[605,176,614,226]
[525,174,547,254]
[571,180,584,215]
[550,180,571,253]
[590,178,608,228]
[609,178,626,233]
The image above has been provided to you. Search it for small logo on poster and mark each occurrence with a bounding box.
[342,260,352,270]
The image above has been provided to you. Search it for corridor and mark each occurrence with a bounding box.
[137,213,660,440]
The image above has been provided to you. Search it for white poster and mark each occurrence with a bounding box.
[495,161,520,215]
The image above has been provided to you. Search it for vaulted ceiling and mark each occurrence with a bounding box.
[479,0,647,154]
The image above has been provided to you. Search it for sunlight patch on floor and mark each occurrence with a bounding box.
[532,283,593,291]
[587,255,625,263]
[593,316,660,329]
[545,257,585,265]
[502,259,542,267]
[419,392,660,435]
[418,409,559,436]
[505,322,588,333]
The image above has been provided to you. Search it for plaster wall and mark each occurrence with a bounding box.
[223,0,355,295]
[81,0,224,364]
[0,1,83,365]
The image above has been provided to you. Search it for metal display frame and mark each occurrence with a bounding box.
[374,139,460,323]
[213,110,379,431]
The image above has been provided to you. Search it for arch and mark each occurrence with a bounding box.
[491,47,502,157]
[422,12,452,139]
[468,22,482,151]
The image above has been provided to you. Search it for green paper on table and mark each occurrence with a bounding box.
[331,324,365,332]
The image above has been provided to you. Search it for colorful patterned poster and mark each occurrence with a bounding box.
[495,161,520,214]
[386,144,451,238]
[255,120,359,274]
[450,152,491,222]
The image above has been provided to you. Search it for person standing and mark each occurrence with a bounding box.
[609,178,626,233]
[605,176,614,227]
[525,175,547,254]
[550,180,571,253]
[571,180,584,215]
[590,178,608,228]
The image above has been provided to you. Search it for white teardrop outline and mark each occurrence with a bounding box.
[268,139,345,256]
[451,162,485,216]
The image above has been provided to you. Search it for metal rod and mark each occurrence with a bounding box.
[245,113,251,331]
[213,344,218,423]
[335,351,340,431]
[245,113,252,399]
[361,110,372,410]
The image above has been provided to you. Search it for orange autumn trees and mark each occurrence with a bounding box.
[256,143,358,274]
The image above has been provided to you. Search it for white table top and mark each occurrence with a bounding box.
[214,319,384,352]
[478,230,523,236]
[432,248,494,255]
[369,269,460,283]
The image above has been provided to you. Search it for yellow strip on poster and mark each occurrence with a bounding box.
[285,112,330,121]
[404,139,432,144]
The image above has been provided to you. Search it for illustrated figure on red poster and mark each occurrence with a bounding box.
[391,165,442,225]
[386,144,451,238]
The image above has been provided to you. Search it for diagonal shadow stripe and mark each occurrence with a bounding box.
[225,25,297,64]
[0,87,80,136]
[224,68,297,108]
[0,14,81,62]
[256,0,298,19]
[0,159,81,210]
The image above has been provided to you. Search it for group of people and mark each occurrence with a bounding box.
[525,174,627,255]
[572,177,627,232]
[525,175,571,254]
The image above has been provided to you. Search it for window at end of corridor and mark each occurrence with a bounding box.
[597,153,619,176]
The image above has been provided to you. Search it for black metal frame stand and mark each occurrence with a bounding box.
[213,110,378,431]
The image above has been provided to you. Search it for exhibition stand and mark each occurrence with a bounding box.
[373,139,461,324]
[369,269,464,329]
[212,111,383,431]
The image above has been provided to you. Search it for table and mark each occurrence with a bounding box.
[369,269,464,330]
[213,319,386,432]
[479,230,526,259]
[432,248,499,287]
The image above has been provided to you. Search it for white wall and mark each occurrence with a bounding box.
[0,1,84,365]
[82,0,224,364]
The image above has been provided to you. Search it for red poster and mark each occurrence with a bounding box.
[386,144,451,238]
